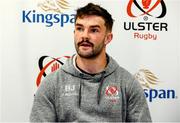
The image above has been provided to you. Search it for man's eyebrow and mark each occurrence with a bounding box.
[75,23,83,27]
[75,23,101,28]
[90,25,101,28]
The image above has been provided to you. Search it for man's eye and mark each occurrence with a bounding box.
[76,27,83,31]
[91,29,99,33]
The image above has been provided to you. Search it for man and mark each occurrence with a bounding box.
[30,3,152,122]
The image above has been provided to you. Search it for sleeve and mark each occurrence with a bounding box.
[29,76,57,122]
[126,78,152,122]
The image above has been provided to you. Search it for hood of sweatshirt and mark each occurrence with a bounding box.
[61,54,119,81]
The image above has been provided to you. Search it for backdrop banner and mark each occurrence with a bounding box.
[1,0,180,122]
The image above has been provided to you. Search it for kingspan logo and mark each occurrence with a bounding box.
[124,0,168,40]
[22,0,75,27]
[134,69,177,102]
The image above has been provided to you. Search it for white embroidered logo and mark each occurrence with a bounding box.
[63,85,77,96]
[65,85,75,92]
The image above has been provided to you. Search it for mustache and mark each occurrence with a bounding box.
[78,40,94,47]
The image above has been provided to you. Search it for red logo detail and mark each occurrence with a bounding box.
[142,0,152,9]
[105,86,118,96]
[127,0,166,18]
[51,62,60,72]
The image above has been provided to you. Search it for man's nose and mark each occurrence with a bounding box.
[81,29,89,40]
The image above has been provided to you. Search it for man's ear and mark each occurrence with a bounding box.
[105,33,113,45]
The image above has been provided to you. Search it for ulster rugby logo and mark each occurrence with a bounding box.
[127,0,166,18]
[36,55,70,87]
[124,0,168,41]
[134,69,160,89]
[37,0,70,13]
[105,85,120,101]
[105,86,119,96]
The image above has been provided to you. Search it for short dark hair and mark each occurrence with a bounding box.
[75,3,114,32]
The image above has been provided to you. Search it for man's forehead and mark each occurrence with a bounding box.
[75,15,105,27]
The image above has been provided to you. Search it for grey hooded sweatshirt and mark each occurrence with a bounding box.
[30,55,152,122]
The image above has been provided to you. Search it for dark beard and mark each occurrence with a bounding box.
[75,40,105,59]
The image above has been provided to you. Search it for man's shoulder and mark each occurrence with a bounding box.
[41,68,66,86]
[115,65,133,76]
[113,64,136,84]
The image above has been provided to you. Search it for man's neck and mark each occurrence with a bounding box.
[76,53,107,74]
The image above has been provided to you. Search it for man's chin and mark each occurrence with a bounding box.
[78,53,93,58]
[77,51,96,59]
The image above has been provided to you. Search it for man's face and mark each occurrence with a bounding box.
[74,15,111,58]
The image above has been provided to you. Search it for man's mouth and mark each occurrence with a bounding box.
[80,42,92,47]
[78,41,93,48]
